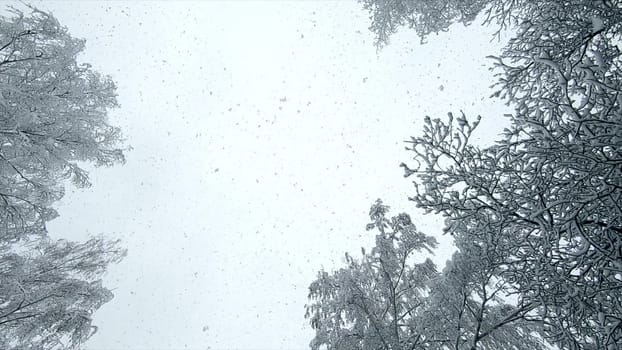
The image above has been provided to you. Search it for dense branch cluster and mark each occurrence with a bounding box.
[0,7,125,349]
[0,238,124,349]
[0,7,123,241]
[306,201,549,350]
[308,1,622,349]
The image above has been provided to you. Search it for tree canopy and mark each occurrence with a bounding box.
[307,1,621,349]
[0,6,124,241]
[0,237,125,350]
[0,6,126,349]
[306,201,549,350]
[356,0,622,349]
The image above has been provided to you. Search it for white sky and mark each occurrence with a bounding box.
[23,1,513,349]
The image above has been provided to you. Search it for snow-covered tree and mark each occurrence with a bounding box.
[361,0,487,46]
[423,239,547,350]
[306,200,439,350]
[361,1,622,348]
[0,6,124,241]
[405,98,621,350]
[306,200,548,350]
[0,237,125,350]
[0,6,126,349]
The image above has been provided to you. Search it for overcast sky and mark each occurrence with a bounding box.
[23,1,512,349]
